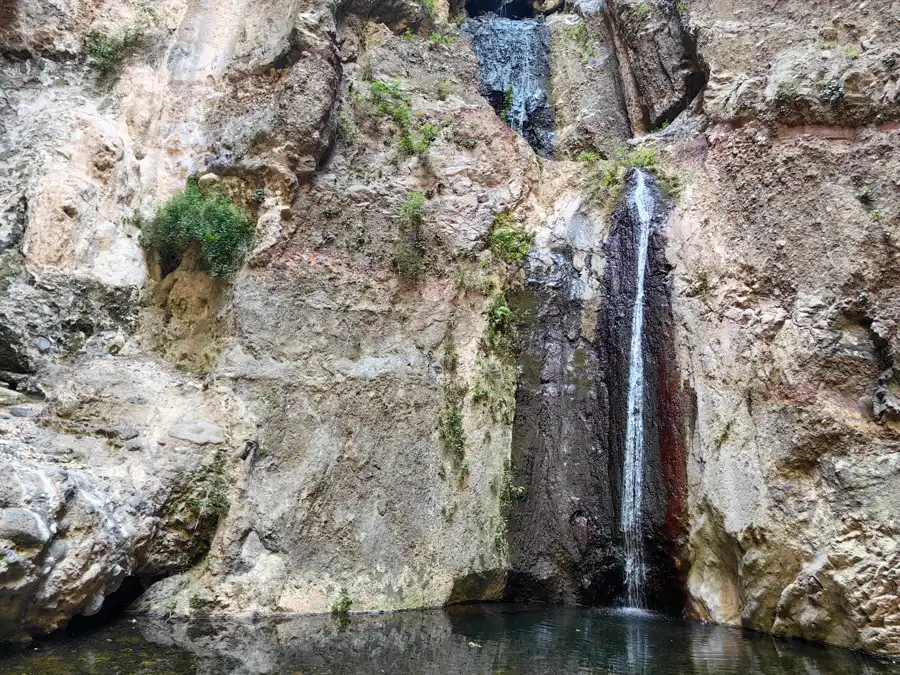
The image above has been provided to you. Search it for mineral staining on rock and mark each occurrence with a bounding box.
[1,0,900,660]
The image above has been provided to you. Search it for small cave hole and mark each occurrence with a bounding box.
[64,576,157,636]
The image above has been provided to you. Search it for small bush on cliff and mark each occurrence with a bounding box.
[490,212,532,264]
[634,3,651,20]
[370,79,438,160]
[499,86,514,124]
[486,291,516,356]
[332,588,352,614]
[393,191,429,278]
[141,177,254,277]
[83,27,145,76]
[600,145,657,188]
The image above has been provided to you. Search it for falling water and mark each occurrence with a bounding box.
[621,169,655,608]
[464,15,555,155]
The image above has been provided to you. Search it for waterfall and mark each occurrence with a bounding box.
[463,15,555,155]
[620,169,655,608]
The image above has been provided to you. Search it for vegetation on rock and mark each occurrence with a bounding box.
[370,79,438,159]
[393,191,429,278]
[331,588,352,614]
[140,177,254,278]
[489,212,532,263]
[83,27,145,76]
[439,387,466,469]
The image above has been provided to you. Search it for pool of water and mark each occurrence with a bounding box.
[1,605,896,674]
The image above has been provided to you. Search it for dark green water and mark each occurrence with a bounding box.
[1,605,896,674]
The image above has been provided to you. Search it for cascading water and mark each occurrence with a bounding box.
[620,169,654,609]
[463,13,555,155]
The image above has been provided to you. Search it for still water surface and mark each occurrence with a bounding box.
[0,605,896,674]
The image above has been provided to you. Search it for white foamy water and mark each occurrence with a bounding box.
[621,169,655,608]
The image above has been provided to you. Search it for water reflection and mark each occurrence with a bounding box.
[0,605,896,674]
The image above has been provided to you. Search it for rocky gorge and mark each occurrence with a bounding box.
[1,0,899,663]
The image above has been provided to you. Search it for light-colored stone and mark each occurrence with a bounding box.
[168,420,226,445]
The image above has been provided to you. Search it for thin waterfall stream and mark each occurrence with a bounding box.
[621,169,654,609]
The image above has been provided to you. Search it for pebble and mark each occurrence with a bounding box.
[10,407,35,418]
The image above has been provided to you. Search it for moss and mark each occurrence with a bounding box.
[486,291,514,353]
[140,177,254,278]
[559,21,594,61]
[439,387,466,470]
[496,458,526,522]
[841,44,860,60]
[454,265,495,295]
[442,332,459,375]
[429,32,456,47]
[471,353,516,424]
[634,3,651,20]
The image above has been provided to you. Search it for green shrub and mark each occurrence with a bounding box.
[399,190,426,225]
[634,3,651,20]
[842,44,860,60]
[83,27,145,75]
[370,79,437,159]
[499,86,514,124]
[141,177,254,277]
[429,32,456,47]
[331,588,352,614]
[490,212,531,263]
[599,145,657,189]
[575,151,601,162]
[420,0,437,16]
[486,291,515,356]
[437,81,451,101]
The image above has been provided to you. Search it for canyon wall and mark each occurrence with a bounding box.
[1,0,899,658]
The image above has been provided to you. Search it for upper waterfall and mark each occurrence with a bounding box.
[463,15,555,156]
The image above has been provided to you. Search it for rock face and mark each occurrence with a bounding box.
[662,0,900,657]
[0,345,245,642]
[1,0,900,660]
